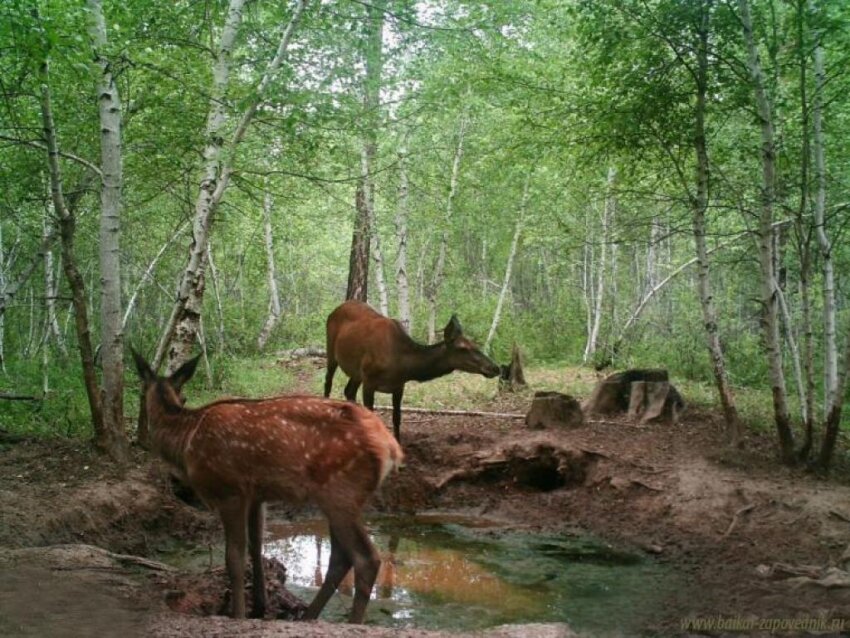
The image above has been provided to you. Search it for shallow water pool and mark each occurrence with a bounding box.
[264,514,672,634]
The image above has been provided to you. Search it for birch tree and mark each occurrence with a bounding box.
[155,0,306,374]
[485,175,529,352]
[426,113,467,343]
[395,137,411,332]
[691,0,741,445]
[738,0,795,463]
[583,167,615,363]
[89,0,128,461]
[258,191,282,350]
[38,57,104,445]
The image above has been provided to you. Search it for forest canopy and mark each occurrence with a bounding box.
[0,0,848,467]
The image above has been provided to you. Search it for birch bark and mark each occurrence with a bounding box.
[427,113,467,343]
[485,176,528,352]
[395,138,411,332]
[89,0,127,461]
[738,0,795,463]
[157,0,306,373]
[692,3,741,445]
[258,191,282,350]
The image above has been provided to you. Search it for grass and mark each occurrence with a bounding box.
[0,353,836,442]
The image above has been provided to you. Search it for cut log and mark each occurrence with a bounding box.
[525,391,584,430]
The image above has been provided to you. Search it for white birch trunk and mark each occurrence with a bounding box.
[89,0,126,460]
[692,2,741,444]
[739,0,795,462]
[206,241,226,353]
[364,147,390,316]
[427,113,467,343]
[584,167,615,362]
[158,0,305,373]
[258,190,282,350]
[395,139,411,332]
[42,215,66,355]
[485,176,528,352]
[810,0,837,412]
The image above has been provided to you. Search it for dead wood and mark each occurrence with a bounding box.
[375,405,525,419]
[722,503,756,539]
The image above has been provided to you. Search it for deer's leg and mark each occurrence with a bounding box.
[248,501,266,619]
[391,388,404,440]
[324,359,337,398]
[343,378,360,402]
[220,498,249,619]
[362,386,376,412]
[303,528,352,620]
[331,518,380,624]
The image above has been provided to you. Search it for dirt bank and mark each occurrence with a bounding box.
[2,367,849,636]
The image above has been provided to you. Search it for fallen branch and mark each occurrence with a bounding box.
[275,346,326,359]
[0,393,41,401]
[722,503,755,539]
[375,405,525,419]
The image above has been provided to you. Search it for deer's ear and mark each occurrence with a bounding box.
[169,354,201,391]
[444,314,463,343]
[130,347,155,384]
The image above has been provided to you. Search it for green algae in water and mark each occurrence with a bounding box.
[263,515,673,634]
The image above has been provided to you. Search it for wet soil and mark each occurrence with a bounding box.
[2,361,850,636]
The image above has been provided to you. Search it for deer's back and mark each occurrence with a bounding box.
[327,301,406,380]
[182,395,401,507]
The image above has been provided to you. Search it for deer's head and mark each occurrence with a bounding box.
[131,348,201,416]
[442,315,500,378]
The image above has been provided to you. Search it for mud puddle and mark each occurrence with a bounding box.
[257,514,673,634]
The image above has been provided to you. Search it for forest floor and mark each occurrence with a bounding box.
[1,357,850,637]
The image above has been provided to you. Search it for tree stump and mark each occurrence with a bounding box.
[525,391,584,430]
[583,369,669,415]
[601,374,684,426]
[499,343,527,391]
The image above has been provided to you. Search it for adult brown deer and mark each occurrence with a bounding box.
[324,301,501,440]
[131,348,402,623]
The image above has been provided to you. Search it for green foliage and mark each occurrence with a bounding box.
[1,0,849,452]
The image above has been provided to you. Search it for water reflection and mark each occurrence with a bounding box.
[263,516,671,633]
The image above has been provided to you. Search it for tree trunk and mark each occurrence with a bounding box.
[346,0,385,308]
[257,190,282,350]
[809,0,836,413]
[42,215,66,356]
[38,57,104,443]
[365,148,390,316]
[427,112,468,343]
[0,224,7,373]
[739,0,795,463]
[206,240,226,353]
[692,2,742,446]
[584,167,615,363]
[485,175,528,352]
[89,0,128,462]
[346,182,371,302]
[157,0,305,374]
[794,0,815,459]
[395,137,411,332]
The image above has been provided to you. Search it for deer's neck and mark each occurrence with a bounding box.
[401,341,454,382]
[147,402,201,478]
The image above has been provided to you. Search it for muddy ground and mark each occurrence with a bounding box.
[2,359,850,637]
